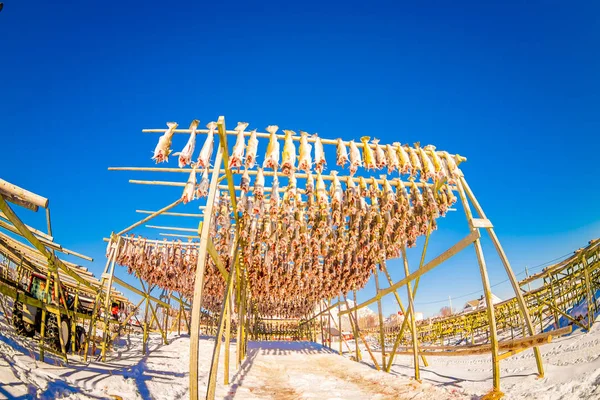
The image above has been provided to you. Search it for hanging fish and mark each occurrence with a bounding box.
[286,174,298,200]
[330,171,344,208]
[394,142,412,175]
[348,140,362,175]
[229,122,249,169]
[237,191,247,214]
[281,130,297,176]
[417,143,435,182]
[175,120,198,168]
[424,145,445,181]
[240,168,251,192]
[313,133,327,173]
[382,177,396,211]
[152,122,178,163]
[195,167,209,198]
[442,151,460,183]
[361,136,376,170]
[305,172,315,195]
[316,172,328,206]
[197,122,217,168]
[263,125,280,170]
[370,177,381,198]
[245,129,259,169]
[346,176,358,200]
[373,139,387,169]
[359,176,368,198]
[298,131,313,173]
[254,167,265,200]
[336,138,349,167]
[181,168,197,204]
[385,144,399,174]
[407,144,422,179]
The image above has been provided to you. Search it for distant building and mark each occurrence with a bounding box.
[462,294,502,313]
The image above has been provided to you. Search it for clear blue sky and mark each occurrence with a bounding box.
[1,1,598,317]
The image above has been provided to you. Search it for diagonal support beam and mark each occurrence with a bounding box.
[342,230,480,316]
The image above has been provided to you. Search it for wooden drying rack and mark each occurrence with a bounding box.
[107,116,545,400]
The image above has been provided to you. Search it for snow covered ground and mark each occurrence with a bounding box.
[0,309,461,400]
[350,316,600,399]
[1,306,600,399]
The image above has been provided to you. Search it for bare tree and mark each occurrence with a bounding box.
[439,306,453,317]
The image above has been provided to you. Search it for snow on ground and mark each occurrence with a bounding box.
[2,299,600,400]
[349,316,600,400]
[0,308,462,400]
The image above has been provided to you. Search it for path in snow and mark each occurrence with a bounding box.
[226,341,464,399]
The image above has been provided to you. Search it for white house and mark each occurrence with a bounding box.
[462,294,502,313]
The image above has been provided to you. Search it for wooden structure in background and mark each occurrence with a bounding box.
[0,179,131,363]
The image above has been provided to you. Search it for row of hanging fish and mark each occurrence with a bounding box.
[136,174,457,318]
[152,120,463,182]
[106,234,233,314]
[111,179,456,319]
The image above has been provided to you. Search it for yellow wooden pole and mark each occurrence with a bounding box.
[100,236,122,362]
[374,268,387,367]
[189,144,224,400]
[459,176,544,379]
[455,178,501,395]
[401,247,421,382]
[224,281,232,385]
[206,254,238,400]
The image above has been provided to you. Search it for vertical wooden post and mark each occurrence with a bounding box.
[374,268,386,367]
[328,298,333,349]
[71,290,80,354]
[39,266,54,362]
[177,302,182,336]
[380,262,428,370]
[548,277,560,329]
[460,176,544,379]
[455,178,501,393]
[52,268,68,358]
[401,247,421,382]
[206,255,237,400]
[352,290,362,361]
[343,294,380,369]
[85,236,117,362]
[164,291,172,336]
[53,268,74,361]
[142,296,150,355]
[189,145,223,400]
[338,297,343,355]
[101,236,122,362]
[384,227,431,372]
[582,256,594,330]
[224,281,232,385]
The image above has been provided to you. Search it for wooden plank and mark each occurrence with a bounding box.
[341,230,480,315]
[112,276,170,308]
[117,198,183,236]
[0,196,97,292]
[0,212,54,241]
[472,218,493,229]
[136,209,203,218]
[0,178,48,209]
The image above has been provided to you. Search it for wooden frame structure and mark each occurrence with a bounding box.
[0,179,131,363]
[104,115,563,399]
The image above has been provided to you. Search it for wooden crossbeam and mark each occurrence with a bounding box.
[341,230,480,315]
